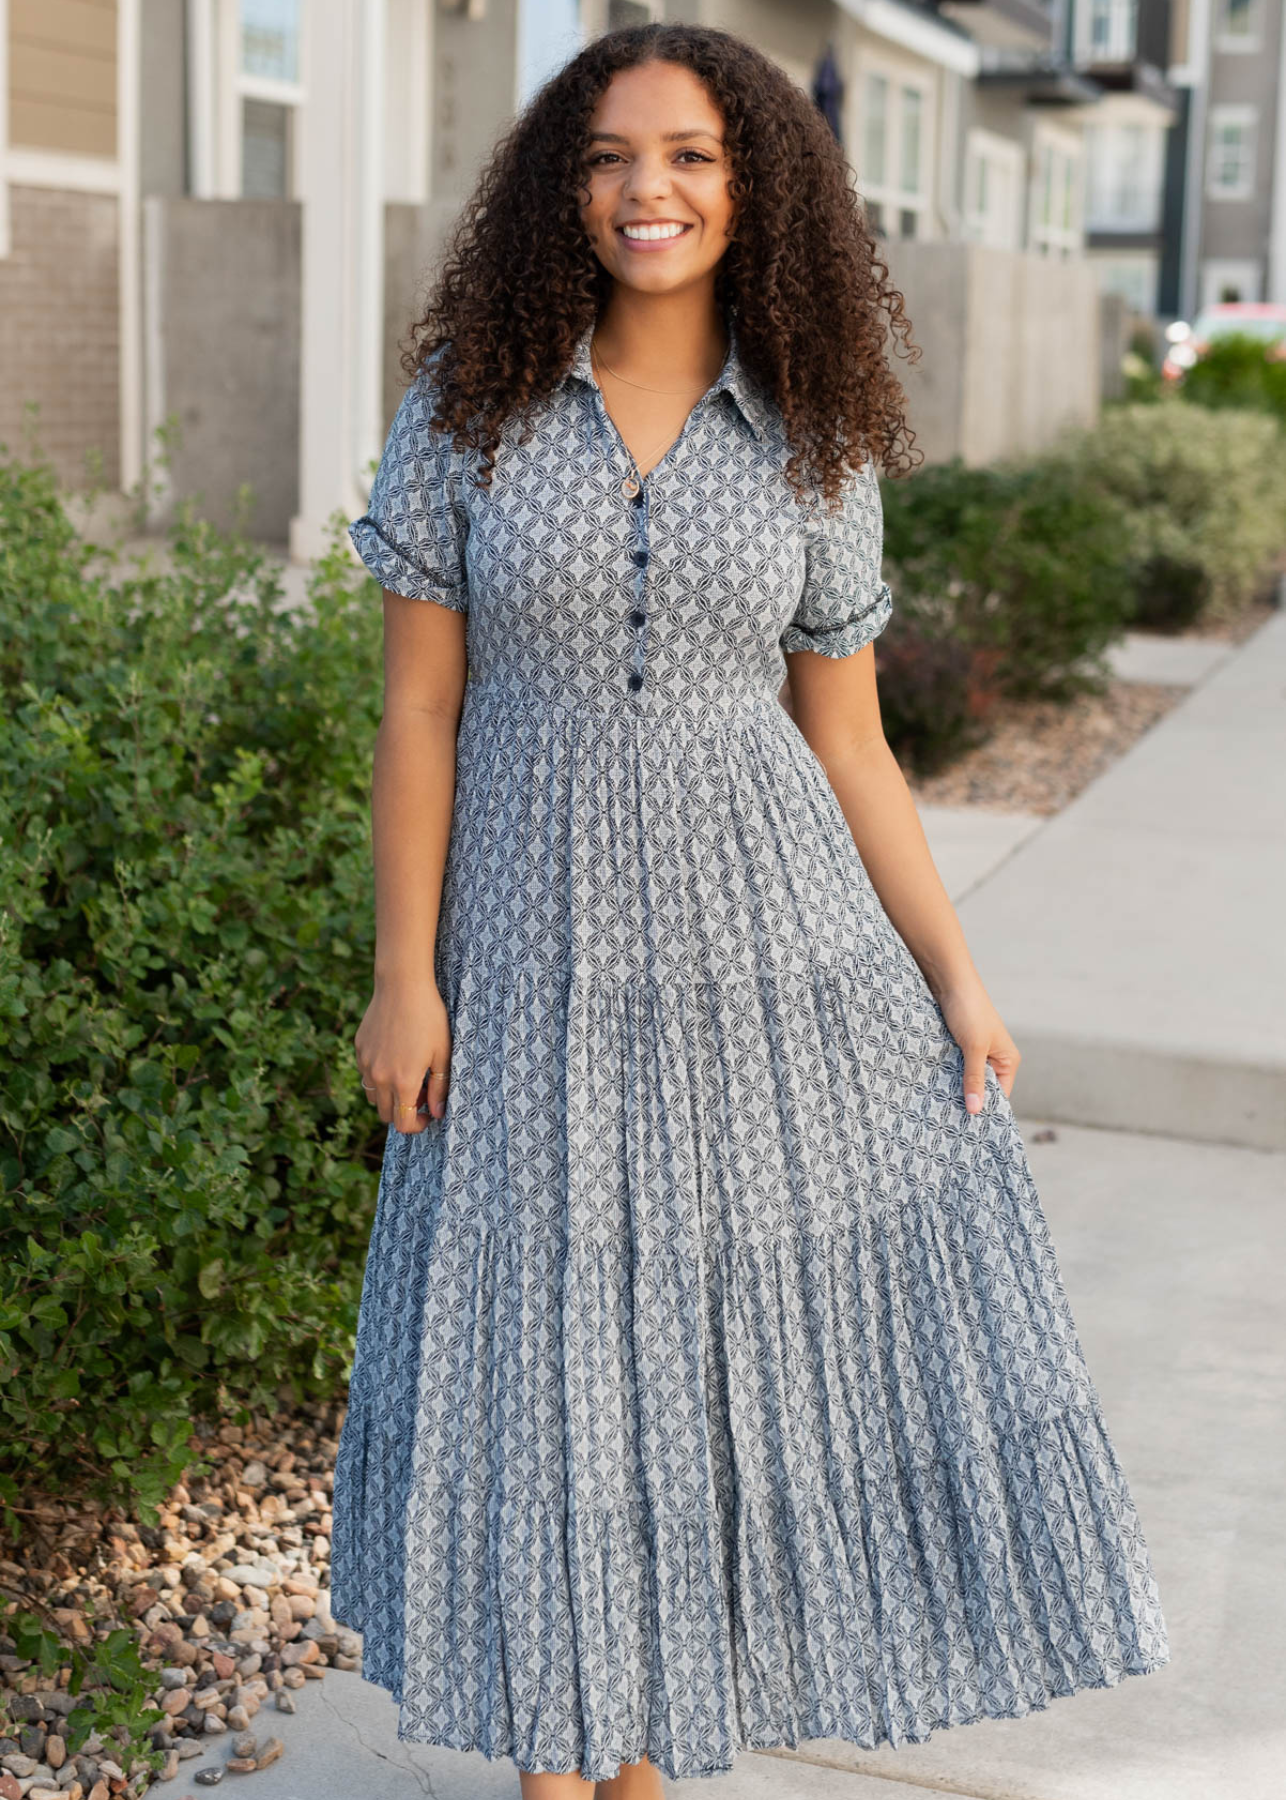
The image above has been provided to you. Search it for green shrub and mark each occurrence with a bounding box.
[1180,331,1286,425]
[1050,399,1286,627]
[879,457,1137,702]
[0,448,384,1523]
[874,623,999,777]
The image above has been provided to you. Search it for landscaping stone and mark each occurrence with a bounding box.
[0,1410,348,1797]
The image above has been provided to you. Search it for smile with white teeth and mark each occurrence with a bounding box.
[620,221,691,240]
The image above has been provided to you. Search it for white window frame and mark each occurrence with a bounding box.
[1206,104,1257,199]
[1199,258,1262,307]
[1083,118,1165,231]
[962,127,1024,249]
[1029,123,1084,256]
[1075,0,1138,63]
[189,0,432,205]
[855,57,936,237]
[224,0,306,199]
[187,0,306,200]
[1213,0,1261,52]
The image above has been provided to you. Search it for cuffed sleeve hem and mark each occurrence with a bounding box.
[348,517,469,613]
[779,581,892,658]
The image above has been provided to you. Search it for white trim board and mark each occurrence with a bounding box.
[837,0,980,77]
[4,147,124,194]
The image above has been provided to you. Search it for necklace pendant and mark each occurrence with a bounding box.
[620,473,641,498]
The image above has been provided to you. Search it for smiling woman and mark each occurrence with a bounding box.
[332,21,1170,1800]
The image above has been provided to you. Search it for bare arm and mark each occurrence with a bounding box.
[354,591,468,1131]
[785,645,1020,1112]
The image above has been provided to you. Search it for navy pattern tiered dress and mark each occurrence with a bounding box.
[329,320,1170,1782]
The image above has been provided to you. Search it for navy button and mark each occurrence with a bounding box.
[631,548,649,567]
[631,489,645,506]
[629,609,646,627]
[627,672,644,691]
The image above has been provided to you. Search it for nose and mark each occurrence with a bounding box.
[622,154,674,203]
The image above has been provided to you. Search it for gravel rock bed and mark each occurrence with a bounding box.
[1,1405,356,1798]
[905,678,1190,816]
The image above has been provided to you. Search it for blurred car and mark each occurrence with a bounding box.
[1162,302,1286,380]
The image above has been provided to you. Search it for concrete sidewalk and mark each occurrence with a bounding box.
[936,609,1286,1152]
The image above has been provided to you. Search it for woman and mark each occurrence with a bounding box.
[333,22,1169,1798]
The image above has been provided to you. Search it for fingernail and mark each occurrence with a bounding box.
[965,1092,982,1113]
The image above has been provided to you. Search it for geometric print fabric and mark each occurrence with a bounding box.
[330,316,1170,1781]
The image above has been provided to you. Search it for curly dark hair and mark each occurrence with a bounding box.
[401,21,923,505]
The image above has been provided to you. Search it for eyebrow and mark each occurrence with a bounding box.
[587,129,723,144]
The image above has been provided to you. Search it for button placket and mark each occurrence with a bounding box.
[627,483,651,695]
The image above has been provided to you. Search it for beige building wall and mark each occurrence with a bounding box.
[9,0,117,156]
[1,1,122,488]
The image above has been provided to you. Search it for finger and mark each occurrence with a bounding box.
[425,1061,451,1120]
[390,1090,427,1136]
[963,1051,988,1115]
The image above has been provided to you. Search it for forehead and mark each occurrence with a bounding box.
[586,63,724,137]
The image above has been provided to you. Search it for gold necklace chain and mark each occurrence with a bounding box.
[590,339,714,483]
[591,336,715,396]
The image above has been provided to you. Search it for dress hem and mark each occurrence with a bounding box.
[325,1641,1172,1784]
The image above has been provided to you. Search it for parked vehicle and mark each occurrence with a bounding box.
[1162,302,1286,381]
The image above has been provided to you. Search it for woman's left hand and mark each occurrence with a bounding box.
[934,976,1021,1115]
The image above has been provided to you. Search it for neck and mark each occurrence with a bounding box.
[592,284,729,388]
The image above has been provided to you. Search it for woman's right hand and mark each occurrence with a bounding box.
[355,973,453,1133]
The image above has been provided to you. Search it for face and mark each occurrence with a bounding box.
[578,61,735,295]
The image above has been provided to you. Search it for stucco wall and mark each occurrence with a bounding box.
[885,239,1101,465]
[144,198,301,542]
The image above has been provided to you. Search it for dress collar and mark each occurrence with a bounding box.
[559,317,773,444]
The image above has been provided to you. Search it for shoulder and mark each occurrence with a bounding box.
[389,343,475,472]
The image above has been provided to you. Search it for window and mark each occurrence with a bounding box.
[962,129,1023,249]
[1214,0,1259,49]
[1083,122,1164,231]
[863,75,887,188]
[237,0,303,199]
[1094,255,1158,314]
[1077,0,1138,62]
[1198,260,1263,307]
[857,66,932,239]
[1029,128,1083,256]
[242,0,299,80]
[900,88,922,196]
[1206,106,1256,199]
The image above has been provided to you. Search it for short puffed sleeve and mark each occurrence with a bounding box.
[780,456,893,658]
[348,353,470,613]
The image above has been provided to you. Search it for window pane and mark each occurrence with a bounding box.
[1211,118,1252,189]
[242,0,300,83]
[609,0,652,24]
[900,88,922,195]
[863,75,887,186]
[1220,0,1253,34]
[242,97,292,198]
